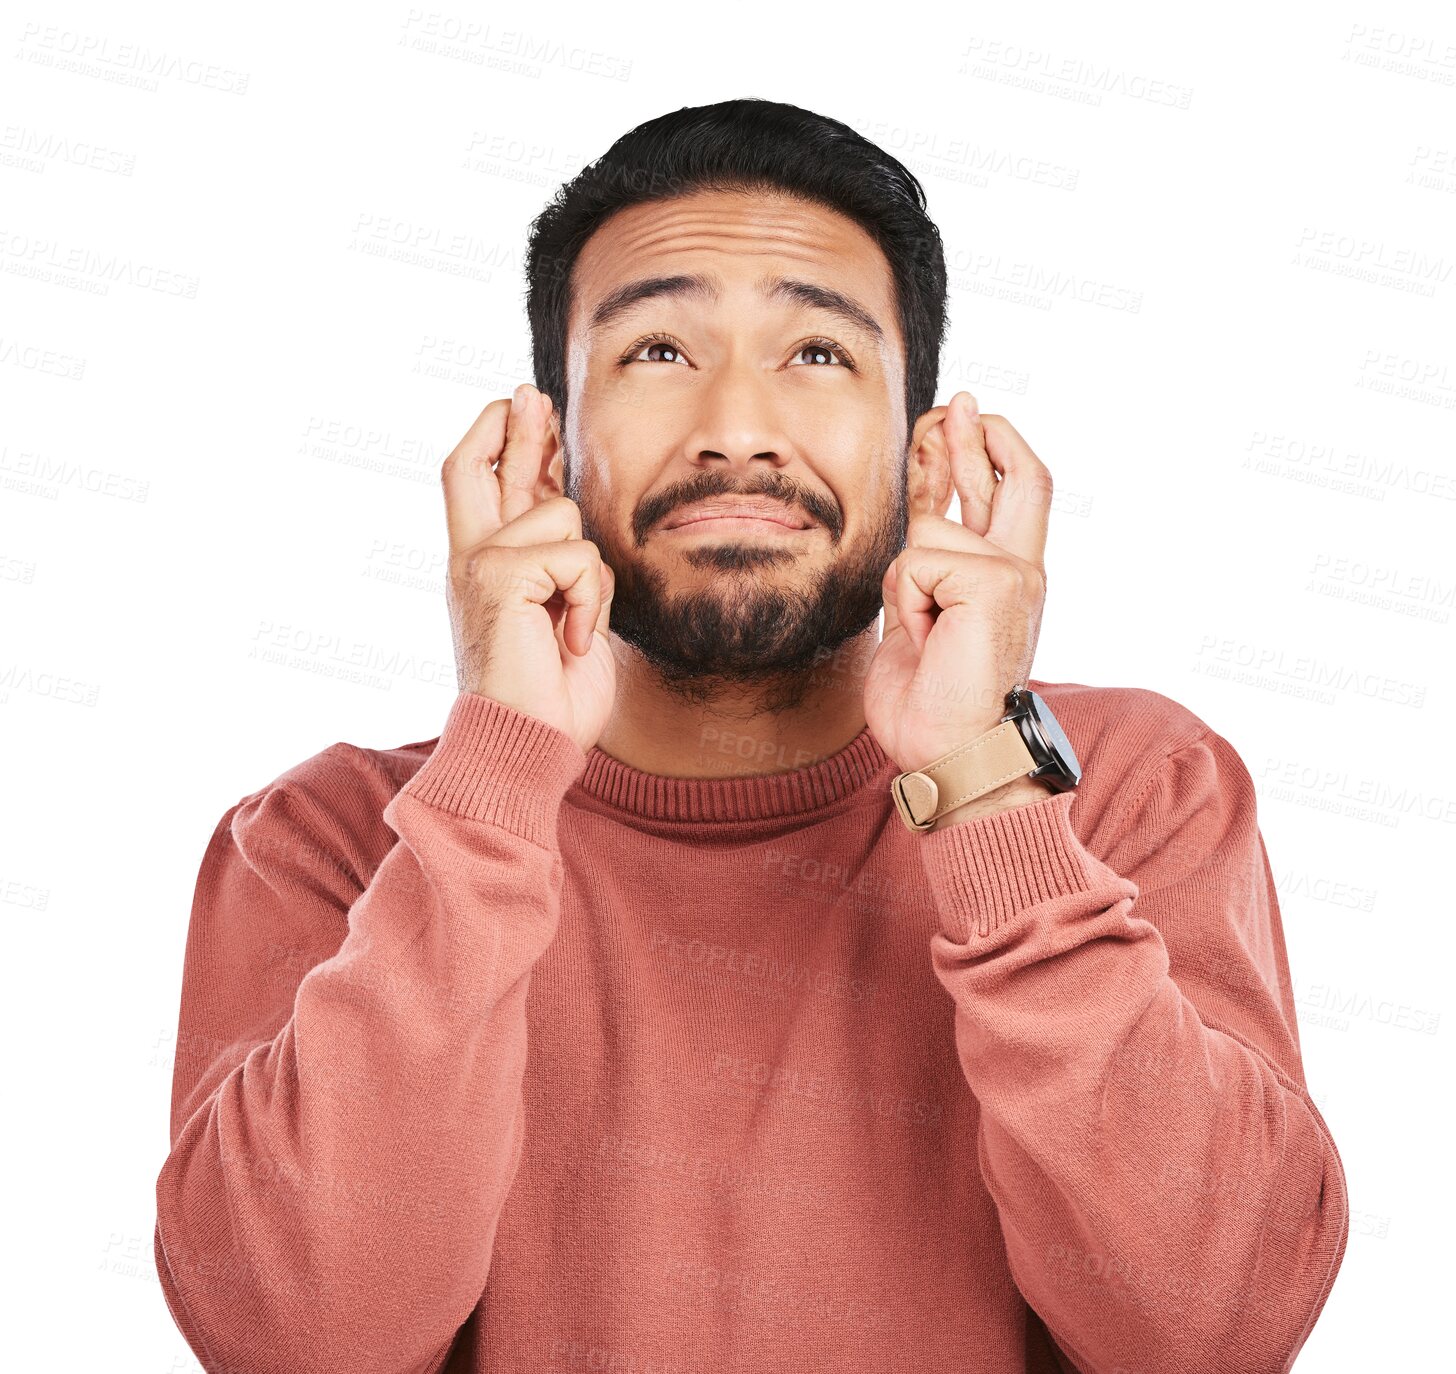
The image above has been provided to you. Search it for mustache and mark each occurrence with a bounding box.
[632,471,842,544]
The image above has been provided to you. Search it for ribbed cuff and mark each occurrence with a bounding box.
[399,692,589,847]
[920,788,1097,941]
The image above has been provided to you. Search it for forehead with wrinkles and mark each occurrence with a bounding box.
[566,190,903,364]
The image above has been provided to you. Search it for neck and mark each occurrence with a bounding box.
[593,626,881,781]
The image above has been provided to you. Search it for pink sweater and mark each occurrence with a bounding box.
[154,680,1348,1373]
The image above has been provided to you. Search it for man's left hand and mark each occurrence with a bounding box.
[864,393,1055,783]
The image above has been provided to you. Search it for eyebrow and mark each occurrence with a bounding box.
[585,271,886,345]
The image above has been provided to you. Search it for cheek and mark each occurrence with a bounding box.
[795,381,885,445]
[577,395,690,512]
[581,350,690,430]
[566,412,653,536]
[579,364,673,444]
[805,405,893,503]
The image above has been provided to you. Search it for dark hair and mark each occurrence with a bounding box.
[524,97,948,442]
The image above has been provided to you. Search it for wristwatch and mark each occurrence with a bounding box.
[891,684,1082,833]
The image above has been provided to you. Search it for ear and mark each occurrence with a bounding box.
[539,400,566,502]
[906,404,955,519]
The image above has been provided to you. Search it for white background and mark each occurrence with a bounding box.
[3,1,1452,1368]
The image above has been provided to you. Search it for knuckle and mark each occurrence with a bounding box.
[997,555,1022,579]
[456,549,486,582]
[1002,558,1043,597]
[983,557,1021,590]
[943,565,976,595]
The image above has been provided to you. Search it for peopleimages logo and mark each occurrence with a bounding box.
[15,23,250,94]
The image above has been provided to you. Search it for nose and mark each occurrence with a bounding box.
[678,359,793,471]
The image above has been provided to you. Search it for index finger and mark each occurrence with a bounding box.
[441,398,510,554]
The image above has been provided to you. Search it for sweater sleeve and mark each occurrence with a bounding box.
[153,691,588,1374]
[922,726,1349,1374]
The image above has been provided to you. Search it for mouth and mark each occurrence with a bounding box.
[660,500,816,534]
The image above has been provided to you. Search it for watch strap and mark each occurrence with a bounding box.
[891,720,1037,833]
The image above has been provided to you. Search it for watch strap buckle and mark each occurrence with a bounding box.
[891,721,1037,833]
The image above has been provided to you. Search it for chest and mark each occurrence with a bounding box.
[474,835,1023,1370]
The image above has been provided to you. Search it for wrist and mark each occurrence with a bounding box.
[933,775,1051,830]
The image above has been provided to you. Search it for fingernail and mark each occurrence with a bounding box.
[965,391,980,418]
[512,383,528,414]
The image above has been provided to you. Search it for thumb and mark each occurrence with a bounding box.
[594,561,616,639]
[880,561,901,639]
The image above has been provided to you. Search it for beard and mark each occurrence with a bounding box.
[566,446,907,712]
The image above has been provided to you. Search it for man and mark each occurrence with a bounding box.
[154,99,1347,1374]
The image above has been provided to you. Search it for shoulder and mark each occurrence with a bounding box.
[1031,676,1219,775]
[238,713,444,814]
[216,725,438,894]
[1030,678,1255,852]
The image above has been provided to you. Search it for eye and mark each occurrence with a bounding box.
[789,337,856,370]
[614,332,858,371]
[618,334,691,366]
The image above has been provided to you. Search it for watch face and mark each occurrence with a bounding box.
[1025,689,1082,787]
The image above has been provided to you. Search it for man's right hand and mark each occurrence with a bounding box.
[441,382,617,753]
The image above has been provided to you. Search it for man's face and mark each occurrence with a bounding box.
[560,187,909,699]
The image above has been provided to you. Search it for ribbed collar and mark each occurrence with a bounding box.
[572,724,895,825]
